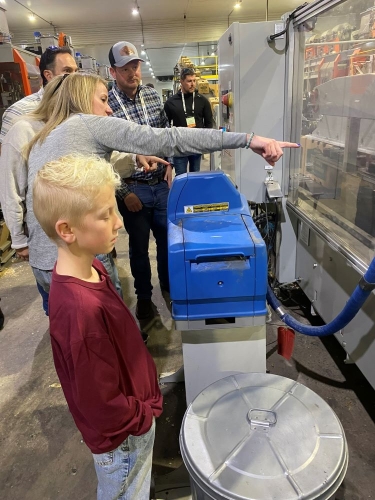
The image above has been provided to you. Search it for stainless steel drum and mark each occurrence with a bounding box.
[180,373,348,500]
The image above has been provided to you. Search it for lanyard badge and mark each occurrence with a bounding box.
[186,116,196,127]
[182,92,196,127]
[113,88,150,125]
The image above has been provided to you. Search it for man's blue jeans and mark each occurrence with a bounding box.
[92,419,155,500]
[116,181,169,299]
[173,154,202,176]
[96,253,123,299]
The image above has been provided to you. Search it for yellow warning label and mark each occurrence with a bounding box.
[184,202,229,214]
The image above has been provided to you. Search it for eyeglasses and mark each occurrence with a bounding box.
[52,73,70,95]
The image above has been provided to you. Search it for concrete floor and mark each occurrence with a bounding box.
[1,179,375,499]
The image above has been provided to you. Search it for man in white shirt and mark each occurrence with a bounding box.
[0,46,78,143]
[0,47,77,314]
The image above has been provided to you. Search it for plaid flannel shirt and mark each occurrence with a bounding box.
[108,83,172,198]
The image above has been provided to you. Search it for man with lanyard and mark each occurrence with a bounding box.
[108,41,173,321]
[164,67,213,175]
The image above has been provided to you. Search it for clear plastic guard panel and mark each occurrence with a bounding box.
[290,0,375,267]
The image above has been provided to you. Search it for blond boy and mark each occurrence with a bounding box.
[33,154,162,500]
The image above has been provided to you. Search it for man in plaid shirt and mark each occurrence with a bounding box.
[108,41,173,320]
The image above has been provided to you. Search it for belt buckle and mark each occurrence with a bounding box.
[148,177,159,186]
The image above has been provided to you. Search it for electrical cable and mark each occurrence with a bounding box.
[134,0,146,46]
[267,2,308,43]
[271,201,279,251]
[256,195,375,337]
[12,0,58,32]
[267,255,375,336]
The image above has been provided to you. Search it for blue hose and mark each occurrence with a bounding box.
[267,256,375,337]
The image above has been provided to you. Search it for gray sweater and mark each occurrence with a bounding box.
[27,113,247,270]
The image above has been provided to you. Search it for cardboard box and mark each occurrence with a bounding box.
[198,81,210,94]
[180,57,194,68]
[208,97,219,111]
[209,83,219,97]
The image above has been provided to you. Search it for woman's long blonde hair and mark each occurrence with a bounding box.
[24,75,64,124]
[26,73,107,157]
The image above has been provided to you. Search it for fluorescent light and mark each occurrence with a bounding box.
[132,8,139,15]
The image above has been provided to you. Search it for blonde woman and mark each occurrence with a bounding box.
[26,72,298,297]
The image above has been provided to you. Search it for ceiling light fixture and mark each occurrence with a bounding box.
[149,68,153,72]
[228,0,242,26]
[12,0,58,30]
[132,8,139,15]
[141,50,146,55]
[146,61,150,65]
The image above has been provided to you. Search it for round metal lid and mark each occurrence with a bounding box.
[180,373,348,500]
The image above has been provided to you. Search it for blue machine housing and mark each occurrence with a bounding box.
[167,171,267,321]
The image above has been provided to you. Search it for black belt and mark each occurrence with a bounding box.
[123,176,164,186]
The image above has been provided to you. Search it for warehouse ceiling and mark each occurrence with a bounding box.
[2,0,313,78]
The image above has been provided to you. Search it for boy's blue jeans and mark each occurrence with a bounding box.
[92,419,155,500]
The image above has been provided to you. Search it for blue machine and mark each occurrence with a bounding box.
[167,171,268,321]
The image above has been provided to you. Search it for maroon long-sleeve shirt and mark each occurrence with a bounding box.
[48,259,163,454]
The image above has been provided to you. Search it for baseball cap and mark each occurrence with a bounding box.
[109,41,145,67]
